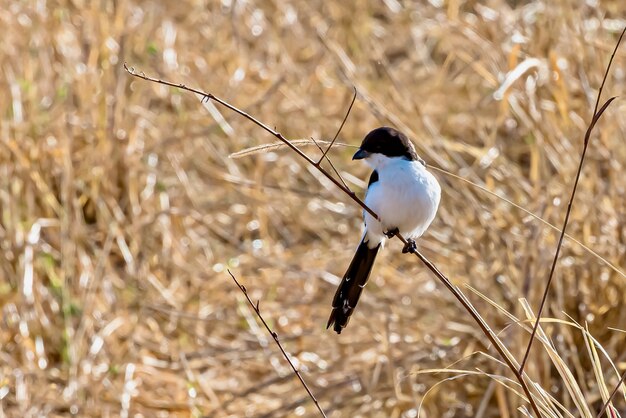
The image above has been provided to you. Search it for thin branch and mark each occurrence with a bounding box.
[316,89,358,189]
[126,63,542,416]
[318,86,357,164]
[596,369,626,418]
[393,232,542,411]
[123,63,378,221]
[309,136,350,190]
[309,135,327,156]
[228,270,328,418]
[518,26,625,374]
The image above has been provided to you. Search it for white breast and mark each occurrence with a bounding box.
[363,156,441,246]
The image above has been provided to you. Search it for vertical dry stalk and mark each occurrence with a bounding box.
[124,64,543,416]
[227,270,328,418]
[519,27,626,374]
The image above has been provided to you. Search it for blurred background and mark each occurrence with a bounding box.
[1,0,625,417]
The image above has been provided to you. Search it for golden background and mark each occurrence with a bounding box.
[1,1,625,417]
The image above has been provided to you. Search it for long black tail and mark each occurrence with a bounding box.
[327,239,380,334]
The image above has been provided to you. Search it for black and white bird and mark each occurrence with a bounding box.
[327,127,441,334]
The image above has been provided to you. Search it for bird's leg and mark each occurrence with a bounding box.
[402,239,417,254]
[383,227,399,239]
[384,228,417,253]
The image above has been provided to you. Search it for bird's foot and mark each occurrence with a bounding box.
[384,227,399,239]
[402,239,417,254]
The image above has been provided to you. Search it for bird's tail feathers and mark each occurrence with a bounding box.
[327,239,380,334]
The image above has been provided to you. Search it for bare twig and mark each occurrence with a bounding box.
[125,63,542,416]
[314,87,358,190]
[518,26,626,374]
[311,87,357,190]
[309,136,350,190]
[123,63,378,221]
[227,270,328,418]
[393,232,542,413]
[317,86,357,165]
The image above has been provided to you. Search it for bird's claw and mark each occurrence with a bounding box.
[384,227,399,239]
[402,239,417,254]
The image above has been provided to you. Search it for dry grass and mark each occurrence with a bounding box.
[1,1,625,417]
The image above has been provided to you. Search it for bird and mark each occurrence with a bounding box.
[326,127,441,334]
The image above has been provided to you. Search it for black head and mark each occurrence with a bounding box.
[353,127,418,161]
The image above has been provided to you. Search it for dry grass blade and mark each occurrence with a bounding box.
[414,367,552,418]
[228,139,356,159]
[467,288,585,417]
[518,300,593,418]
[596,372,626,418]
[467,283,626,418]
[583,323,611,416]
[227,270,328,418]
[519,26,626,374]
[417,367,568,418]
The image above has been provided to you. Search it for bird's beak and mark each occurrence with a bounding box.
[352,149,370,160]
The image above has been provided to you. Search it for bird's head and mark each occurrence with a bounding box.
[352,127,419,168]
